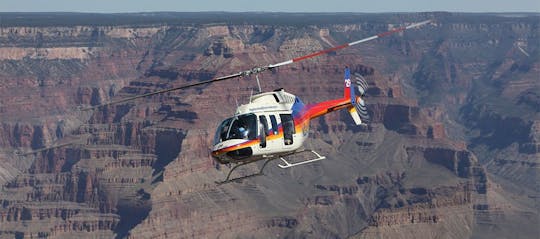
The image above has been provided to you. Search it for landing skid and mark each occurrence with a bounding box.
[215,150,326,185]
[277,150,326,168]
[215,157,276,185]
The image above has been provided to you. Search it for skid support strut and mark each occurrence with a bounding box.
[215,157,277,185]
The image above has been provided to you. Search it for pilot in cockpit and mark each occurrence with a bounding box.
[238,126,249,139]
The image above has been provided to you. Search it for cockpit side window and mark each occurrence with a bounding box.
[228,114,257,140]
[215,114,259,143]
[214,118,232,144]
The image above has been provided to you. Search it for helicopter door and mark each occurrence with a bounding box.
[280,114,295,146]
[258,115,269,148]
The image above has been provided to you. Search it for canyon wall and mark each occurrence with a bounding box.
[0,12,538,238]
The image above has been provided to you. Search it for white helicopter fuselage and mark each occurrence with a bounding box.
[212,89,310,164]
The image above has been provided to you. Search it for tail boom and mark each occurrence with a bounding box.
[303,98,351,121]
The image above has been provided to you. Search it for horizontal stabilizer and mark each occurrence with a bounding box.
[348,106,363,125]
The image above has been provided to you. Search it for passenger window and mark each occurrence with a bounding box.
[269,115,278,135]
[280,114,295,145]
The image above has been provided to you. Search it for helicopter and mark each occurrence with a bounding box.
[85,20,432,184]
[211,68,369,184]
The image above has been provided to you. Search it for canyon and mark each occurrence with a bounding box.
[0,12,538,238]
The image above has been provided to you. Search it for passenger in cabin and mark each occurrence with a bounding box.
[238,126,249,139]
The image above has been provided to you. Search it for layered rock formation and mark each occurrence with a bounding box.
[0,12,538,238]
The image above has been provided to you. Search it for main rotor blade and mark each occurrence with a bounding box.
[267,19,432,69]
[82,72,242,111]
[82,19,431,111]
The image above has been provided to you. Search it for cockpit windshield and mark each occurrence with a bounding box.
[214,114,257,144]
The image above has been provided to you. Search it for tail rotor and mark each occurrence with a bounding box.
[344,67,370,125]
[353,73,370,124]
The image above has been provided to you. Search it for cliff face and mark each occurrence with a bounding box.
[0,12,538,239]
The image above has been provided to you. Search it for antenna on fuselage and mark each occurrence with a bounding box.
[255,74,262,93]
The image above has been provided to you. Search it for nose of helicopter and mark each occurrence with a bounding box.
[211,148,228,163]
[211,139,254,164]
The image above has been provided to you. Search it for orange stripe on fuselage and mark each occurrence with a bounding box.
[212,139,257,156]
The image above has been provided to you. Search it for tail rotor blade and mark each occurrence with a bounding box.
[354,74,369,96]
[355,102,370,122]
[357,103,367,112]
[356,97,367,110]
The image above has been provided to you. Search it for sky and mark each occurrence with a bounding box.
[1,0,539,13]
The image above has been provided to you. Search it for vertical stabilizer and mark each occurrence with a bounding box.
[344,67,352,99]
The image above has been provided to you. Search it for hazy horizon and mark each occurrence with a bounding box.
[1,0,539,13]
